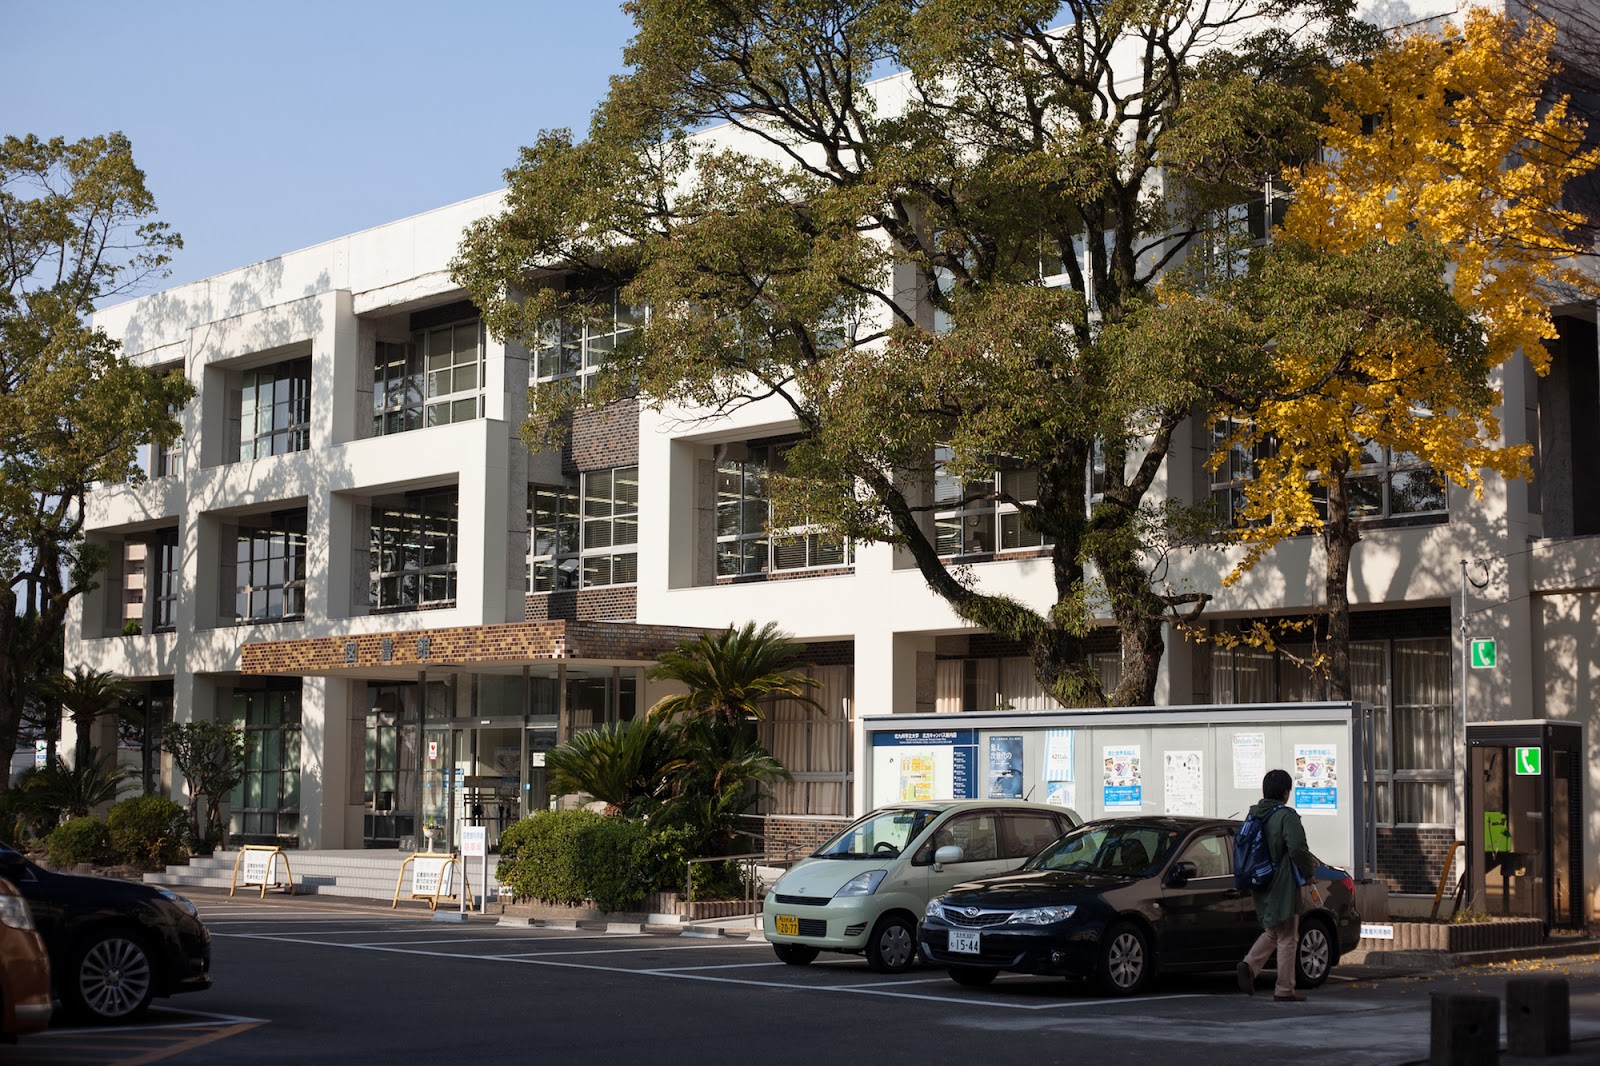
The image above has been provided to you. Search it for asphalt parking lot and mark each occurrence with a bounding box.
[11,892,1600,1065]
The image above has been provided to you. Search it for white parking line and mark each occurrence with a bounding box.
[44,1007,270,1035]
[222,930,1210,1011]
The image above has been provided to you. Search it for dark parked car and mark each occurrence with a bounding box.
[0,846,210,1023]
[918,816,1359,996]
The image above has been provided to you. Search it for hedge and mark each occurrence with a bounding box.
[46,816,110,867]
[496,810,693,913]
[107,795,190,869]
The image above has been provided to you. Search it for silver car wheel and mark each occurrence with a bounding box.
[78,935,154,1020]
[1106,929,1145,990]
[1298,923,1332,985]
[878,923,914,969]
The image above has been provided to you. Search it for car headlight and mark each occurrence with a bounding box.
[0,895,35,931]
[924,897,945,918]
[1004,904,1077,925]
[833,870,887,898]
[156,888,198,916]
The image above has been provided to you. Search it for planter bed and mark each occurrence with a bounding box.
[1361,917,1545,954]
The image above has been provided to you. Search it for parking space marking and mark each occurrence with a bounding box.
[16,1010,269,1066]
[220,927,1213,1011]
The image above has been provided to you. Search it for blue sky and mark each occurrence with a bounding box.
[3,1,636,290]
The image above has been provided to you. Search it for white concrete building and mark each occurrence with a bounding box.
[69,30,1600,923]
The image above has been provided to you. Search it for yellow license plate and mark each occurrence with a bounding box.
[776,914,799,936]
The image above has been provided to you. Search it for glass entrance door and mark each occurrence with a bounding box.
[1472,746,1545,918]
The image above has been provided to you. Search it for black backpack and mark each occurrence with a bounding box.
[1233,805,1286,892]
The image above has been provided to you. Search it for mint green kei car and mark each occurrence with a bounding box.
[763,799,1080,973]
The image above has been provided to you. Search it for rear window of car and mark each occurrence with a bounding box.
[1000,812,1065,859]
[1027,823,1183,875]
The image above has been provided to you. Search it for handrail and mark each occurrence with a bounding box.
[1430,840,1466,920]
[685,852,766,905]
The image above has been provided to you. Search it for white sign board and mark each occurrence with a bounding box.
[411,856,456,897]
[242,850,272,885]
[461,826,487,858]
[1361,923,1395,940]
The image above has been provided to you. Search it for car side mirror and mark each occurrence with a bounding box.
[932,844,964,872]
[1165,861,1197,887]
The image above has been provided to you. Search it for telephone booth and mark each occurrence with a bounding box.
[1464,721,1583,928]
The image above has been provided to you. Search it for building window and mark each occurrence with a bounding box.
[229,684,302,842]
[1207,632,1453,827]
[154,528,180,632]
[934,447,1049,556]
[532,288,642,393]
[372,319,483,435]
[1208,419,1447,531]
[240,357,312,459]
[715,444,849,577]
[233,511,306,624]
[371,489,459,611]
[528,468,638,592]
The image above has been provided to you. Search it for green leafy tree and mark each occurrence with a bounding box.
[1,133,194,786]
[43,666,133,767]
[160,720,245,852]
[455,0,1376,706]
[32,747,133,820]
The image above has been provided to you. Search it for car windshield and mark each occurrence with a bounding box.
[813,808,942,859]
[1026,823,1183,876]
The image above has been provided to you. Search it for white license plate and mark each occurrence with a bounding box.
[949,929,980,954]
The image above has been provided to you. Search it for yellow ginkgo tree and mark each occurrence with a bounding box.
[1207,9,1600,696]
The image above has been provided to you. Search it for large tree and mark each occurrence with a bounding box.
[1,133,194,787]
[1189,11,1599,695]
[456,0,1374,706]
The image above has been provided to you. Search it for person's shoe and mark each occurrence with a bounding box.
[1273,992,1307,1002]
[1236,962,1254,995]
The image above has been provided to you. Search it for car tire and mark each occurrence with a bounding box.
[947,965,997,987]
[1295,917,1335,989]
[772,943,819,966]
[1094,921,1151,996]
[67,929,156,1023]
[865,914,917,974]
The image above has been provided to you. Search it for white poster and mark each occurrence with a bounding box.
[1232,732,1266,791]
[412,856,456,896]
[1163,751,1204,816]
[1045,780,1076,811]
[1102,745,1142,810]
[1293,743,1338,816]
[1044,729,1075,782]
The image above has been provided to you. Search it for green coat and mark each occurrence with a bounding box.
[1247,797,1318,929]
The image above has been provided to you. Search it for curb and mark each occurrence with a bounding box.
[1362,938,1600,969]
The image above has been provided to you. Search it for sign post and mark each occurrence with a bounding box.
[1470,638,1497,669]
[461,826,488,917]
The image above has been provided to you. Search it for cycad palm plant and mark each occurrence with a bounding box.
[648,622,821,731]
[544,718,682,816]
[44,667,134,767]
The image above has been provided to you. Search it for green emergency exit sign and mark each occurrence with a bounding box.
[1515,747,1542,776]
[1470,638,1497,669]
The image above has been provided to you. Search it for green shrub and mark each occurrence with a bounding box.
[107,795,189,869]
[45,816,109,867]
[497,811,696,912]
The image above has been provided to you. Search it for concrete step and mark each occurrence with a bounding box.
[145,850,504,904]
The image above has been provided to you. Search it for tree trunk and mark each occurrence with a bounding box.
[1323,460,1359,701]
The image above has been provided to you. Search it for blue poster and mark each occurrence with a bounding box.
[870,730,978,806]
[988,735,1024,798]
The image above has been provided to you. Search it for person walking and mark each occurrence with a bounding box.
[1236,768,1318,1001]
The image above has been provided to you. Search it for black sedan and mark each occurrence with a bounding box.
[0,845,210,1023]
[918,816,1359,996]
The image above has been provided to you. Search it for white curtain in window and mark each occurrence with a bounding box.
[971,659,998,712]
[935,660,963,713]
[1393,638,1452,772]
[1092,653,1122,700]
[1351,641,1390,771]
[1214,646,1274,703]
[1000,658,1063,711]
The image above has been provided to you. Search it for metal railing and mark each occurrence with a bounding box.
[685,853,767,906]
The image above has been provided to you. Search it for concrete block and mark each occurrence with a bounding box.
[1430,993,1499,1066]
[1506,977,1569,1056]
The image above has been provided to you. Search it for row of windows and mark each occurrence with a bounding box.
[715,444,851,577]
[373,320,484,436]
[371,490,460,611]
[532,290,642,394]
[528,468,639,591]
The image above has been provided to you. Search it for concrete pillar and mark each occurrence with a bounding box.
[1506,977,1569,1056]
[1430,993,1499,1066]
